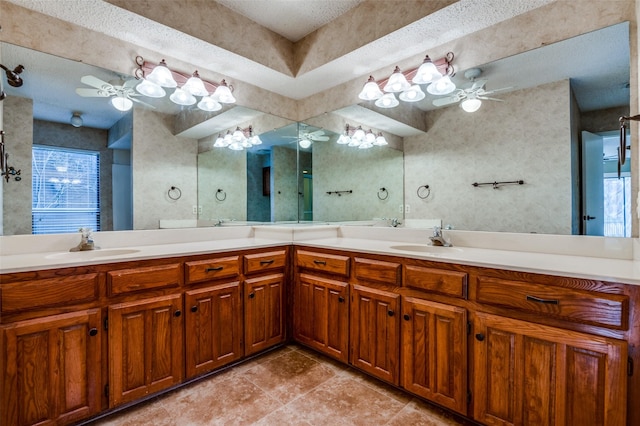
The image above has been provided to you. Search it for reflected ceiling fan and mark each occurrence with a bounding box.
[432,68,511,112]
[75,75,154,111]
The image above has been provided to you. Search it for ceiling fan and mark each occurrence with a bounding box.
[75,75,154,111]
[432,68,511,112]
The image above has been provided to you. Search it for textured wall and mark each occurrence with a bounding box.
[271,146,298,221]
[404,80,572,234]
[2,96,33,235]
[132,109,197,229]
[197,148,247,222]
[313,142,404,222]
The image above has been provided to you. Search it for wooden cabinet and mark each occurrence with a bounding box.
[350,283,400,385]
[401,297,467,415]
[1,309,102,426]
[244,273,285,356]
[108,293,184,407]
[293,273,349,362]
[185,282,243,378]
[472,311,628,426]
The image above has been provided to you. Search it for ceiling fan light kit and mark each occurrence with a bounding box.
[70,112,83,127]
[358,52,455,108]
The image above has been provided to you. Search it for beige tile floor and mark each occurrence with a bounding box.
[92,345,472,426]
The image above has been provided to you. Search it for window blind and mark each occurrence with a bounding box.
[32,146,100,234]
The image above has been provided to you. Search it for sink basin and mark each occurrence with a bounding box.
[389,244,463,255]
[46,249,141,260]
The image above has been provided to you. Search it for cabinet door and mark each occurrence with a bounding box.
[473,312,627,426]
[185,281,243,378]
[401,297,467,415]
[1,309,101,426]
[244,274,285,356]
[108,294,184,407]
[350,284,400,385]
[294,273,349,362]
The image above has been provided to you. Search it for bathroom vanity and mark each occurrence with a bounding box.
[1,225,638,425]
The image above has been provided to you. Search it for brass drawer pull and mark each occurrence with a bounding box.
[206,266,224,272]
[526,295,559,305]
[313,260,327,265]
[260,259,275,265]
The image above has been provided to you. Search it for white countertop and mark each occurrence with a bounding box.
[1,225,639,286]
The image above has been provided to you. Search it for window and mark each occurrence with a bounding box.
[604,174,631,237]
[32,146,100,234]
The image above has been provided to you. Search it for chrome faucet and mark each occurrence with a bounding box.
[391,218,400,227]
[429,226,452,247]
[70,227,97,251]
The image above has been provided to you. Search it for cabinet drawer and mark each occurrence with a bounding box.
[186,256,240,284]
[244,250,286,274]
[404,265,467,298]
[354,257,401,285]
[296,250,350,277]
[108,263,181,296]
[1,273,100,313]
[476,276,629,330]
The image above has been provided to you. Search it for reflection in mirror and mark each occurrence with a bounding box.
[1,42,135,236]
[352,23,632,236]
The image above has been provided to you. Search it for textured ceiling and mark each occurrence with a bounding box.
[215,0,365,42]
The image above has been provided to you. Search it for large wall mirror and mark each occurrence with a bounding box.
[1,22,633,237]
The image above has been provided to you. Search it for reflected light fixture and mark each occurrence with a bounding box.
[299,138,312,148]
[337,124,388,150]
[135,56,236,112]
[358,52,455,108]
[213,125,262,151]
[70,112,83,127]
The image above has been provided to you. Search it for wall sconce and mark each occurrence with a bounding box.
[213,126,262,151]
[70,112,83,127]
[0,130,22,182]
[0,63,25,101]
[336,124,388,149]
[358,52,455,108]
[135,56,236,112]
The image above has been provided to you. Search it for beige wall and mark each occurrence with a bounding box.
[132,109,197,229]
[2,96,33,235]
[313,142,404,222]
[197,148,247,222]
[404,80,572,234]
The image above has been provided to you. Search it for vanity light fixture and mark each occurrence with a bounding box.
[70,112,83,127]
[358,52,455,109]
[213,126,262,151]
[460,95,482,113]
[337,124,388,149]
[134,56,236,112]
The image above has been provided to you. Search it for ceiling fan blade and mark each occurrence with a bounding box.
[470,79,487,91]
[312,136,330,141]
[477,96,504,102]
[122,79,139,90]
[80,75,112,90]
[432,96,459,107]
[130,96,156,109]
[75,88,110,97]
[481,86,513,96]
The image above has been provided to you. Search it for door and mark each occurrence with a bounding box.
[1,309,101,426]
[473,312,627,426]
[108,294,184,407]
[401,297,467,415]
[581,131,605,235]
[294,273,349,362]
[350,284,400,385]
[185,281,243,378]
[244,273,285,355]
